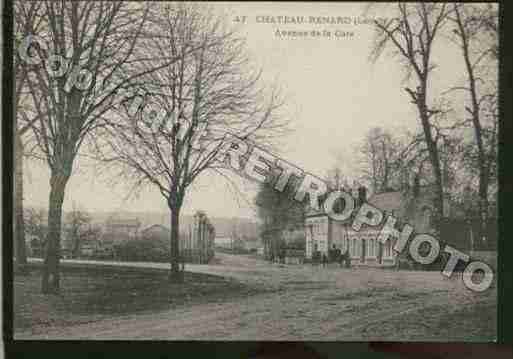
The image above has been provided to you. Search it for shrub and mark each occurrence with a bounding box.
[114,237,170,262]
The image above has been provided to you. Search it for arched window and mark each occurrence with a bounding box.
[386,239,392,258]
[366,237,372,257]
[367,238,376,258]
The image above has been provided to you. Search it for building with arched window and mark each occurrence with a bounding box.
[305,184,469,266]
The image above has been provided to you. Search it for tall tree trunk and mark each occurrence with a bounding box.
[41,174,68,294]
[424,127,444,235]
[416,82,444,236]
[454,4,491,249]
[14,71,27,272]
[14,132,27,270]
[71,230,81,259]
[169,206,184,282]
[479,171,489,247]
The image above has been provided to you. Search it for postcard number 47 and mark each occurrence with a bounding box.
[233,16,247,23]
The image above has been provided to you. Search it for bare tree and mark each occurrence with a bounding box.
[397,100,463,195]
[65,202,92,258]
[449,3,498,242]
[370,3,451,231]
[357,127,402,193]
[13,1,46,271]
[97,3,286,282]
[18,1,182,293]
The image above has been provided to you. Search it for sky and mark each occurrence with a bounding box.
[22,2,473,220]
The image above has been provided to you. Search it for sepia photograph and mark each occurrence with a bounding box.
[8,1,499,342]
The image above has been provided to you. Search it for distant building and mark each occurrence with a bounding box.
[103,217,141,245]
[305,183,472,267]
[105,217,141,238]
[138,213,216,264]
[24,226,73,258]
[25,224,101,259]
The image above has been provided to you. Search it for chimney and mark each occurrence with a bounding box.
[358,186,367,205]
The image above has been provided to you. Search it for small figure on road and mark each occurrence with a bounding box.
[330,244,342,265]
[340,247,351,268]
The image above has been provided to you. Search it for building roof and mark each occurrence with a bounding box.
[305,184,465,222]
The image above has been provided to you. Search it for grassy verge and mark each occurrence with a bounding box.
[14,264,271,333]
[359,290,497,341]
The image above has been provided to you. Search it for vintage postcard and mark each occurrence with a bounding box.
[11,1,498,342]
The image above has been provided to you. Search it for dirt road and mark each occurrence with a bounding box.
[16,253,496,340]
